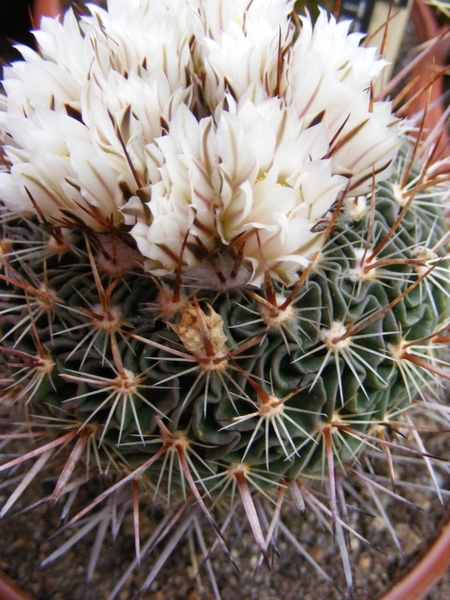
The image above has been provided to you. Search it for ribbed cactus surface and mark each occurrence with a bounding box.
[1,145,448,483]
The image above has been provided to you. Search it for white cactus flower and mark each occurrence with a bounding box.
[131,100,346,285]
[0,1,191,229]
[284,10,399,193]
[0,0,399,283]
[189,0,296,110]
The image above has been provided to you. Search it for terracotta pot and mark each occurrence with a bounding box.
[32,0,62,25]
[377,507,450,600]
[408,0,450,157]
[0,571,34,600]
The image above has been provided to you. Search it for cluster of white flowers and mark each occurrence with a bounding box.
[0,0,399,285]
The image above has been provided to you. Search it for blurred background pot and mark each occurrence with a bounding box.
[0,571,34,600]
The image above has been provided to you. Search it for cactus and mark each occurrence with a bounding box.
[1,1,449,599]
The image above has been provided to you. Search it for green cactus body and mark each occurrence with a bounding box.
[1,146,448,491]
